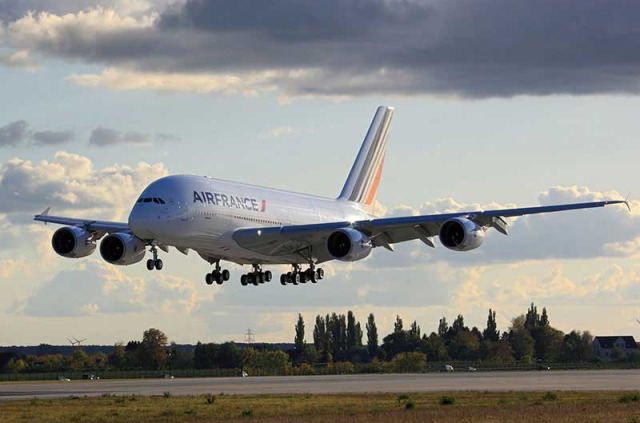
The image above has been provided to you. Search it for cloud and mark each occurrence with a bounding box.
[0,151,168,217]
[14,260,199,317]
[88,126,180,146]
[0,49,40,71]
[0,120,74,147]
[259,127,294,139]
[5,1,640,98]
[31,129,75,145]
[0,121,29,146]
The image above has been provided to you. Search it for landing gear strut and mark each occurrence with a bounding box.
[146,246,163,271]
[280,263,324,286]
[240,264,272,287]
[205,260,230,285]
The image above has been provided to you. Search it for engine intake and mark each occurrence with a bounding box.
[326,228,372,262]
[100,233,146,266]
[51,227,96,258]
[439,217,485,251]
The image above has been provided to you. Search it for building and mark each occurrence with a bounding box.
[592,336,638,359]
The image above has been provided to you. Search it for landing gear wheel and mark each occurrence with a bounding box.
[317,268,325,280]
[215,272,224,285]
[293,272,300,285]
[222,269,230,281]
[250,273,259,286]
[241,275,248,286]
[205,273,214,285]
[146,259,155,271]
[154,259,163,270]
[265,271,272,282]
[257,273,264,284]
[280,274,287,285]
[305,269,316,283]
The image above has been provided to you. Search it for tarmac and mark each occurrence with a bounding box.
[1,369,639,400]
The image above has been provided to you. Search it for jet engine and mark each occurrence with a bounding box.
[100,233,146,266]
[439,217,485,251]
[51,227,96,258]
[326,228,372,261]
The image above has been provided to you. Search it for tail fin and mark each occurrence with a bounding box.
[338,106,394,212]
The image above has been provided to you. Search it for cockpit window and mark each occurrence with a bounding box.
[153,198,160,204]
[158,198,166,204]
[143,198,152,203]
[136,198,143,203]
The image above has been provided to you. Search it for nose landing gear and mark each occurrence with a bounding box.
[146,246,163,271]
[205,261,230,285]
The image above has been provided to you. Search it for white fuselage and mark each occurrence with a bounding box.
[128,175,372,265]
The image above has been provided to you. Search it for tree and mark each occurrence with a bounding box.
[295,314,306,352]
[509,317,534,361]
[559,331,593,362]
[70,349,89,370]
[394,315,404,333]
[409,321,421,339]
[438,317,448,338]
[483,309,499,342]
[366,313,379,359]
[346,311,362,350]
[139,328,168,369]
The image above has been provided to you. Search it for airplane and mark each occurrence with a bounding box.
[35,106,629,287]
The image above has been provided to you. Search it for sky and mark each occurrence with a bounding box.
[0,0,639,347]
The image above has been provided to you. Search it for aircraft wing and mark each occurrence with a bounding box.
[232,200,628,262]
[33,208,129,233]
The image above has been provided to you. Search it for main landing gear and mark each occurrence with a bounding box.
[280,264,324,286]
[240,264,272,287]
[205,261,230,285]
[146,246,163,271]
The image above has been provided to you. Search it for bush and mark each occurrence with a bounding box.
[397,394,409,404]
[241,409,254,418]
[297,363,314,375]
[542,392,558,401]
[391,352,427,373]
[440,396,456,405]
[619,393,640,403]
[405,401,416,410]
[327,362,356,374]
[162,391,172,398]
[205,394,216,404]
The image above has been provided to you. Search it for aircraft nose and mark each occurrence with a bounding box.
[128,205,154,239]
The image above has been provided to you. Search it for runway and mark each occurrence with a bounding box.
[1,370,639,400]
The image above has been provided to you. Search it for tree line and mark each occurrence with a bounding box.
[3,303,638,374]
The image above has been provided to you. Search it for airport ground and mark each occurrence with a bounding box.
[1,389,639,423]
[1,371,639,422]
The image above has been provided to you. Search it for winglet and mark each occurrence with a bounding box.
[40,207,51,216]
[624,194,631,212]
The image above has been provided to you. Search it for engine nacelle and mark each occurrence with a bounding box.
[439,217,485,251]
[100,233,146,266]
[326,228,372,262]
[51,227,96,258]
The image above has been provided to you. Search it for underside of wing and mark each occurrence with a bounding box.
[232,199,628,262]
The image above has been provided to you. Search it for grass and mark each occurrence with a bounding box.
[1,391,640,423]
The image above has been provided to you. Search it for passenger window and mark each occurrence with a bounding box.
[143,198,152,203]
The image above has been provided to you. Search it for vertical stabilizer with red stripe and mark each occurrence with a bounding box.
[338,106,394,213]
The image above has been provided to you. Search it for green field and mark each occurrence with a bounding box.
[1,391,639,423]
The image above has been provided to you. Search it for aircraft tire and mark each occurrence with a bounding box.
[155,259,163,270]
[241,275,248,286]
[265,271,272,282]
[205,273,214,285]
[222,269,230,281]
[280,274,287,285]
[146,259,155,271]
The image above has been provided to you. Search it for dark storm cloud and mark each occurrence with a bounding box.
[7,0,640,97]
